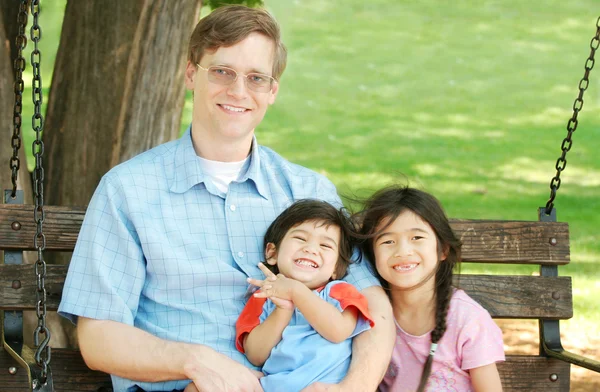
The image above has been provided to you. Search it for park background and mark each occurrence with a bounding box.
[11,0,600,389]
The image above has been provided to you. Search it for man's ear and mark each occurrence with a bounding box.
[268,81,279,105]
[265,243,277,265]
[184,61,197,90]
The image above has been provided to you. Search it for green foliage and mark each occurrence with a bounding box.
[206,0,264,9]
[19,0,600,338]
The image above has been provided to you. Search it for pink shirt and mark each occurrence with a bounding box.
[380,289,505,392]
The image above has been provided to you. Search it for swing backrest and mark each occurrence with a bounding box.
[0,204,573,391]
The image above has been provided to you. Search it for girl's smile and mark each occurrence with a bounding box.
[373,209,441,292]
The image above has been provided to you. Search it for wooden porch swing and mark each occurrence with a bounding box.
[0,2,599,391]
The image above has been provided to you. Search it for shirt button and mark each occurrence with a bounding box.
[230,204,236,211]
[238,251,244,258]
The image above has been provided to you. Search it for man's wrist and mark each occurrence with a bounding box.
[182,343,211,380]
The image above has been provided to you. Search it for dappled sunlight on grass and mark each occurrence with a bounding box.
[500,158,600,187]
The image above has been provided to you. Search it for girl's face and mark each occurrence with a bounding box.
[267,220,341,290]
[373,209,441,291]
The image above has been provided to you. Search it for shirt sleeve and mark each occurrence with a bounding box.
[458,307,506,370]
[327,281,374,338]
[235,295,269,353]
[58,175,146,326]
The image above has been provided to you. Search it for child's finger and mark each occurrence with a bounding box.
[247,277,265,287]
[258,263,276,278]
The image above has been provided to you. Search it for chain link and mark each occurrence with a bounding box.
[544,17,600,215]
[29,0,51,382]
[9,0,29,198]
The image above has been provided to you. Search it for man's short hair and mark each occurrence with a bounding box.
[188,5,287,80]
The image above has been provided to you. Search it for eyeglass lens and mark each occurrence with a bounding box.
[206,66,273,92]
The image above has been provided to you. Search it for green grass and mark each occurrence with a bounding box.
[17,0,600,335]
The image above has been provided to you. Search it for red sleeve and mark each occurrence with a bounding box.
[235,295,268,353]
[329,282,375,327]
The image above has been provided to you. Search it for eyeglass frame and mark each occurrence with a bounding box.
[196,64,278,93]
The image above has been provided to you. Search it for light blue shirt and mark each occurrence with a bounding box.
[58,128,379,392]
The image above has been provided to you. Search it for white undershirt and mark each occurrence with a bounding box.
[197,155,249,194]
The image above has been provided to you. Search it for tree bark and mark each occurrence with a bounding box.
[44,0,202,207]
[1,0,21,81]
[1,0,32,198]
[2,0,202,349]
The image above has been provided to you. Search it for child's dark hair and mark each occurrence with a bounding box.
[358,186,462,392]
[264,199,356,280]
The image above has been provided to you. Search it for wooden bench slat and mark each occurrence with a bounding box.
[0,347,113,391]
[452,220,570,265]
[498,355,570,390]
[0,348,570,392]
[0,265,573,319]
[0,205,570,265]
[455,275,572,319]
[0,204,86,252]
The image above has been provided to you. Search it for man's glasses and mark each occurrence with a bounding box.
[196,64,277,93]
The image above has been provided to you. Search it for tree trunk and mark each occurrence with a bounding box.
[44,0,202,207]
[3,0,202,348]
[1,0,32,198]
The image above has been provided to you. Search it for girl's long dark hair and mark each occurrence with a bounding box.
[357,186,462,392]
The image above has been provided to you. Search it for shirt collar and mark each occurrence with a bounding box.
[169,127,269,199]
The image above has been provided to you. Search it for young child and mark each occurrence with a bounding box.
[359,186,504,392]
[235,199,374,392]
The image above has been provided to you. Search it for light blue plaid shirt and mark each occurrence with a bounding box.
[58,128,379,392]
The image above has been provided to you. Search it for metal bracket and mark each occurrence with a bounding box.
[3,190,24,355]
[538,207,600,373]
[2,190,54,391]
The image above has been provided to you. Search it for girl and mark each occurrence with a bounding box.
[359,186,504,392]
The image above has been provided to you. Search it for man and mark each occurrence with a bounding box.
[59,5,394,392]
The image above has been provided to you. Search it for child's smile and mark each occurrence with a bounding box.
[270,220,341,289]
[373,209,440,291]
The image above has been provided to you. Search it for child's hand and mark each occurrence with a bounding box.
[257,272,298,301]
[248,263,295,310]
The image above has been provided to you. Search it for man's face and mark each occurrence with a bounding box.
[185,33,279,148]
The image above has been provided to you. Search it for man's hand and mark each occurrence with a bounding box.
[184,346,264,392]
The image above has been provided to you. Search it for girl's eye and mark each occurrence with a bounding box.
[412,236,424,241]
[380,239,394,245]
[321,243,333,249]
[293,236,306,242]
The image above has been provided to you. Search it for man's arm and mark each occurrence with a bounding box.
[336,286,395,392]
[78,317,263,391]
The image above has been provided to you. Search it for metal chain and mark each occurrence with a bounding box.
[30,0,51,382]
[9,0,29,198]
[544,16,600,215]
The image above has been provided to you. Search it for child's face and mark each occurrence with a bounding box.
[268,220,341,290]
[373,209,440,292]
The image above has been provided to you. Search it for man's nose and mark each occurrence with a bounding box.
[227,75,249,98]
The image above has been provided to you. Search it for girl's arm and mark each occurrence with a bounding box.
[470,363,503,392]
[243,306,293,367]
[292,282,359,343]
